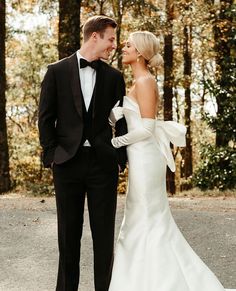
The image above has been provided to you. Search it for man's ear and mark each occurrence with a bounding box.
[91,32,98,41]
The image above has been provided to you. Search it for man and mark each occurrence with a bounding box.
[38,16,127,291]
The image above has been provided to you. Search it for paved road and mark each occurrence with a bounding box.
[0,194,235,291]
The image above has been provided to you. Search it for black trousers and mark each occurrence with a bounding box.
[53,147,119,291]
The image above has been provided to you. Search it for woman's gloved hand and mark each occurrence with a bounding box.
[111,118,155,148]
[109,101,124,126]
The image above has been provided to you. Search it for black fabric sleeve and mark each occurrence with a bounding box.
[115,73,127,171]
[38,65,57,168]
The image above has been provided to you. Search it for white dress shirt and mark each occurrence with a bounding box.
[76,51,97,146]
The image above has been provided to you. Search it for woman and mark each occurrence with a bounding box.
[108,31,234,291]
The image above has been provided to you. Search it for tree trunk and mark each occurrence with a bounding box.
[214,0,233,147]
[116,7,123,70]
[110,0,125,70]
[182,23,193,183]
[58,0,81,59]
[97,0,106,14]
[0,0,11,193]
[164,0,175,194]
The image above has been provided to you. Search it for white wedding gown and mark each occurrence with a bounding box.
[109,96,235,291]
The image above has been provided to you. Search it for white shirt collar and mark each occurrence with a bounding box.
[76,50,87,69]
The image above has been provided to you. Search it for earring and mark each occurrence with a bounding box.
[137,56,140,62]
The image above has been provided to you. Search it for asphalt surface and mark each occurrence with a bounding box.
[0,194,235,291]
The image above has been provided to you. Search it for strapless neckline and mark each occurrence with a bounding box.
[124,95,139,106]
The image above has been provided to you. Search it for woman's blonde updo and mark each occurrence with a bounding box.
[129,31,163,69]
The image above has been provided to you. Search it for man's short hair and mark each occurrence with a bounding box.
[83,15,117,41]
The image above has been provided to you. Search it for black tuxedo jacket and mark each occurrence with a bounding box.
[38,53,127,171]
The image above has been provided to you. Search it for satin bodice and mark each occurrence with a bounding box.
[123,96,186,172]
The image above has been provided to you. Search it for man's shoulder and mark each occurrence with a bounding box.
[99,60,122,76]
[48,53,76,69]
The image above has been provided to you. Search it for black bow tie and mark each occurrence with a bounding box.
[80,58,99,70]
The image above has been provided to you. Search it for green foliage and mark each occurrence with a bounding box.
[203,78,236,144]
[203,3,236,144]
[204,2,236,146]
[8,126,54,195]
[6,1,58,195]
[195,2,236,191]
[193,144,236,190]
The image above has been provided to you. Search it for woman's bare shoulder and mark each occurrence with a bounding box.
[135,75,157,99]
[135,75,156,87]
[134,75,158,118]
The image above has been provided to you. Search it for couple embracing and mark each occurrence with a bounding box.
[38,15,232,291]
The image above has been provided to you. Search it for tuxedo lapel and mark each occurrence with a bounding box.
[69,53,83,119]
[92,60,105,119]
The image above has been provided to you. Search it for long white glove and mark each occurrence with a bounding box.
[111,118,155,148]
[109,101,124,126]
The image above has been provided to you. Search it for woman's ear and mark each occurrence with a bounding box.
[136,51,142,62]
[136,50,142,57]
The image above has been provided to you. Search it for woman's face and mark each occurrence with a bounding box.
[122,38,139,65]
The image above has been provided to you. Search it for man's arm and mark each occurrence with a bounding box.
[38,65,57,168]
[114,73,127,171]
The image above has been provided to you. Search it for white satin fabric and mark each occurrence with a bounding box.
[109,96,235,291]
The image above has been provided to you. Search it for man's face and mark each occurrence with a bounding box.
[94,26,116,60]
